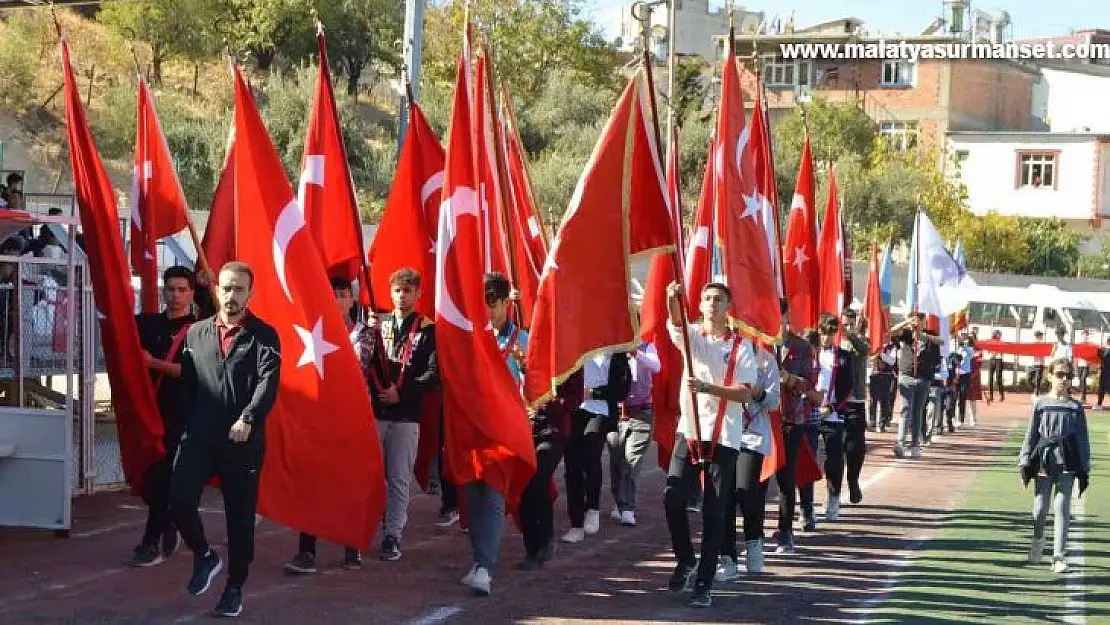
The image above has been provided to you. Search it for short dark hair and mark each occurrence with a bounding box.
[47,207,64,216]
[162,266,195,289]
[389,267,421,289]
[1034,330,1044,339]
[219,261,254,287]
[6,172,22,186]
[819,312,840,335]
[0,238,21,254]
[330,276,353,293]
[841,308,857,319]
[703,282,732,303]
[804,328,820,348]
[1051,357,1074,375]
[484,272,511,303]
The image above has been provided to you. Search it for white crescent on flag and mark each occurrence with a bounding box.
[272,198,307,302]
[435,186,478,332]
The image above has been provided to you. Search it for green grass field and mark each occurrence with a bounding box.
[869,415,1110,624]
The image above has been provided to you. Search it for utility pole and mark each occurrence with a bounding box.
[631,1,673,149]
[397,0,425,156]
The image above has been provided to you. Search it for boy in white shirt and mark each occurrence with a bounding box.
[663,281,757,608]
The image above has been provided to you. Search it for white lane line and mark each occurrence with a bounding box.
[404,606,464,625]
[1064,494,1086,625]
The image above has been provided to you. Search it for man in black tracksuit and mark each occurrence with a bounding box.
[170,262,281,618]
[131,266,215,568]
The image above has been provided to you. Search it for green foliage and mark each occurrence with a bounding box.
[216,0,316,71]
[1015,217,1080,277]
[0,22,39,111]
[773,96,877,172]
[668,58,708,128]
[1078,246,1110,279]
[318,0,403,97]
[423,0,621,104]
[98,0,220,83]
[953,212,1029,273]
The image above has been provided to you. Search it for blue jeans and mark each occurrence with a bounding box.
[465,481,504,571]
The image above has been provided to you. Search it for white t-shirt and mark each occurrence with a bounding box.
[815,347,842,422]
[1051,341,1073,363]
[582,353,612,416]
[667,321,758,451]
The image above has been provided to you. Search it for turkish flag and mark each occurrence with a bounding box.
[863,245,889,356]
[298,26,368,292]
[795,436,824,487]
[817,167,845,318]
[60,34,164,496]
[435,53,535,507]
[202,125,237,273]
[474,53,513,279]
[231,65,385,550]
[367,100,444,316]
[645,127,684,471]
[524,71,673,406]
[500,96,544,329]
[783,132,818,331]
[683,140,714,320]
[713,38,780,343]
[130,77,189,313]
[748,84,783,300]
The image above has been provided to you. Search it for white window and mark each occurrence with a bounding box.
[879,121,919,151]
[761,55,811,87]
[1018,153,1056,188]
[881,60,916,87]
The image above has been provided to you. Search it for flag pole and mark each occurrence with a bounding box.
[500,83,550,249]
[640,7,706,458]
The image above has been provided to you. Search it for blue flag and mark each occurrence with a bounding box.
[879,242,893,307]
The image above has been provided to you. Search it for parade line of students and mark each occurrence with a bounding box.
[130,262,1092,617]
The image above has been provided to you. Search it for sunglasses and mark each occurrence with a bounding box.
[1052,371,1070,379]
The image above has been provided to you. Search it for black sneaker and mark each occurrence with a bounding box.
[849,485,864,505]
[162,530,180,558]
[667,562,696,593]
[283,551,317,575]
[380,536,402,561]
[213,585,243,618]
[188,550,223,596]
[342,548,362,570]
[130,544,164,568]
[802,515,817,533]
[516,556,543,571]
[688,581,712,608]
[536,539,556,563]
[435,509,460,527]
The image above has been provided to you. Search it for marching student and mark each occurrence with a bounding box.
[1098,337,1110,410]
[1031,330,1047,398]
[284,277,383,574]
[456,272,525,596]
[839,309,870,406]
[1077,329,1091,405]
[662,281,757,608]
[131,266,214,568]
[375,268,439,562]
[561,349,630,544]
[772,308,816,554]
[987,329,1006,403]
[607,339,660,527]
[814,313,858,518]
[1019,357,1091,574]
[957,333,982,428]
[169,262,281,618]
[796,328,824,533]
[892,313,942,459]
[717,340,777,581]
[869,336,898,433]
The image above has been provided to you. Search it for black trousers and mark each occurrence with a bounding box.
[868,373,895,428]
[988,358,1005,400]
[170,434,263,588]
[775,423,802,536]
[437,408,458,513]
[519,427,566,558]
[140,431,182,549]
[564,409,605,528]
[796,423,819,518]
[822,418,866,498]
[1078,366,1090,403]
[721,449,766,558]
[664,437,738,589]
[1031,365,1046,395]
[957,374,972,424]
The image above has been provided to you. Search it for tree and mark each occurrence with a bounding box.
[318,0,403,97]
[423,0,620,104]
[1016,217,1080,277]
[98,0,215,83]
[953,212,1029,273]
[216,0,315,72]
[668,58,708,129]
[773,96,876,179]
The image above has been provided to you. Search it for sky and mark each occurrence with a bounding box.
[584,0,1110,41]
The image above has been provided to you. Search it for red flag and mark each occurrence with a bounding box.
[645,127,685,471]
[130,77,189,313]
[783,132,818,331]
[760,409,786,481]
[748,83,783,300]
[817,167,845,317]
[474,52,513,278]
[714,38,780,343]
[683,144,714,319]
[367,100,445,315]
[231,65,385,549]
[299,25,367,289]
[435,52,535,506]
[863,245,889,356]
[795,436,824,486]
[202,124,237,272]
[60,34,163,496]
[524,71,673,406]
[500,96,544,328]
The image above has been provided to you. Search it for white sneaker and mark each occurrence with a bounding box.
[468,566,492,596]
[911,446,923,459]
[561,528,585,544]
[609,507,622,522]
[1028,538,1045,564]
[745,539,764,575]
[826,495,841,522]
[714,555,741,582]
[1053,557,1068,574]
[583,509,601,535]
[620,510,636,527]
[460,563,479,586]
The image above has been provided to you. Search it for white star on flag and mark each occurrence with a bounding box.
[741,192,761,221]
[791,246,809,271]
[294,317,339,378]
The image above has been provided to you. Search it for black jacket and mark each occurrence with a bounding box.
[587,353,631,418]
[136,311,197,439]
[180,313,282,447]
[375,312,439,423]
[822,346,855,415]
